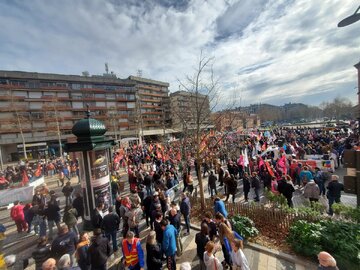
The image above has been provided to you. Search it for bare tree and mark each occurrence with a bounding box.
[176,53,242,209]
[44,97,63,157]
[11,95,27,160]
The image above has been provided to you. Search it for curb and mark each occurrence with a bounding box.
[187,223,316,268]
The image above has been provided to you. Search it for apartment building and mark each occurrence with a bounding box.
[128,76,170,134]
[170,90,212,129]
[0,71,170,161]
[211,111,260,132]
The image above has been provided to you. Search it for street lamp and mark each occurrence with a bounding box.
[338,5,360,27]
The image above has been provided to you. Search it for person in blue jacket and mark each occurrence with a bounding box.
[214,197,228,218]
[161,219,178,270]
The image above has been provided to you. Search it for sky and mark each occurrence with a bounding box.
[0,0,359,108]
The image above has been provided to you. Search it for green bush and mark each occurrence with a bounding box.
[287,220,360,269]
[230,215,259,239]
[332,203,360,223]
[287,220,323,257]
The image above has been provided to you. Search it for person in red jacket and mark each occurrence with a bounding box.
[10,201,28,233]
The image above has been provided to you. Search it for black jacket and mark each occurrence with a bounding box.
[327,180,344,198]
[32,245,51,270]
[195,232,210,261]
[201,219,217,241]
[87,235,111,268]
[146,243,163,270]
[243,177,251,192]
[72,196,84,218]
[92,209,103,229]
[251,176,260,189]
[44,202,61,222]
[208,174,217,188]
[101,212,120,233]
[167,212,181,232]
[51,231,78,260]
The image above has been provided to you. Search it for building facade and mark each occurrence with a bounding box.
[170,90,211,130]
[211,111,260,132]
[0,71,170,161]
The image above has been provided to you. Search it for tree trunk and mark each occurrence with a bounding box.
[196,158,205,210]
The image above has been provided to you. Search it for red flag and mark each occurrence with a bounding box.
[22,170,29,185]
[265,162,275,177]
[176,152,181,161]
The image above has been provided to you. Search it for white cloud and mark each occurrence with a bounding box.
[0,0,359,107]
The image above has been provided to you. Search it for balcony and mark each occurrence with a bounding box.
[0,95,25,101]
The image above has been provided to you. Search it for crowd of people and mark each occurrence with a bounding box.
[1,126,352,269]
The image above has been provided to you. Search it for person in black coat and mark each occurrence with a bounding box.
[251,172,261,202]
[101,206,120,252]
[87,228,111,270]
[201,212,217,241]
[146,231,163,270]
[243,172,251,202]
[280,176,295,207]
[72,193,84,220]
[91,203,104,229]
[32,236,51,270]
[327,175,344,215]
[195,223,210,270]
[142,195,152,227]
[208,171,217,197]
[153,212,164,245]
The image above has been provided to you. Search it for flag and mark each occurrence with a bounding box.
[244,149,249,167]
[237,155,244,167]
[265,162,275,177]
[277,154,287,175]
[259,156,265,168]
[176,152,181,161]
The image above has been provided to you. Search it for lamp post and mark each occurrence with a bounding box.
[65,109,115,230]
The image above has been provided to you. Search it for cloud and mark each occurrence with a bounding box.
[0,0,359,108]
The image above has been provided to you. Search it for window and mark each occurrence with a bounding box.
[29,102,42,109]
[127,102,135,109]
[30,112,44,119]
[72,102,83,109]
[28,91,42,98]
[71,83,81,90]
[95,102,105,107]
[10,80,26,86]
[71,93,82,99]
[95,94,105,98]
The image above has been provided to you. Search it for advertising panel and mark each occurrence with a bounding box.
[87,149,111,212]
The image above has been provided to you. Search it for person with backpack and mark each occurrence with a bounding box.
[314,167,327,196]
[299,166,313,186]
[125,203,143,238]
[63,205,79,236]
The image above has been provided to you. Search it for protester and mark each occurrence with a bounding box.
[303,179,320,206]
[63,205,79,236]
[121,231,145,270]
[161,219,177,270]
[326,175,344,216]
[203,241,223,270]
[101,206,120,252]
[10,200,27,233]
[317,251,339,270]
[208,171,217,197]
[214,197,228,218]
[76,232,90,270]
[92,202,104,229]
[42,258,57,270]
[72,193,84,220]
[62,181,74,206]
[180,192,191,236]
[87,228,111,270]
[51,225,78,265]
[145,231,163,270]
[230,239,250,270]
[195,223,210,270]
[32,237,51,270]
[242,173,251,202]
